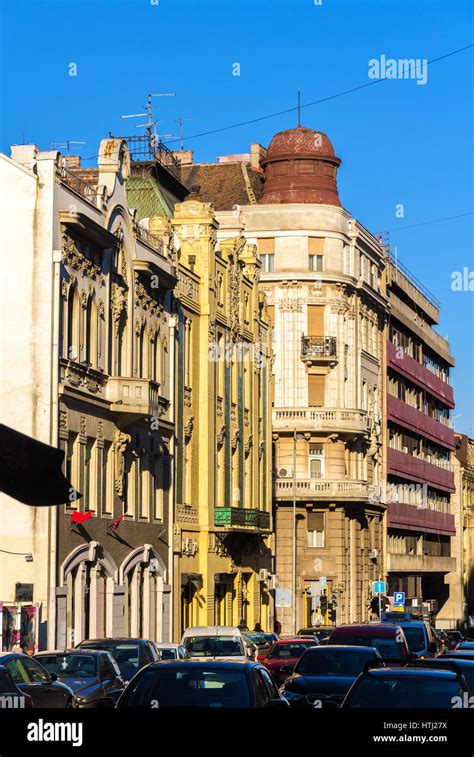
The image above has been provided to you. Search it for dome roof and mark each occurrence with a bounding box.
[259,125,342,206]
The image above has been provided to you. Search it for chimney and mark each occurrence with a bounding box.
[172,150,194,166]
[250,143,266,170]
[10,144,39,168]
[64,155,81,169]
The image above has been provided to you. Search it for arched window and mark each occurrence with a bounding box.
[85,295,98,368]
[67,285,79,361]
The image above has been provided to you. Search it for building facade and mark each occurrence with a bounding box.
[454,433,474,631]
[385,254,459,626]
[183,126,389,633]
[170,201,274,639]
[0,139,178,649]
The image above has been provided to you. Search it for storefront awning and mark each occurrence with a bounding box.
[0,424,80,506]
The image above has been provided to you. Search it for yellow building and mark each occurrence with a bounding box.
[170,200,274,638]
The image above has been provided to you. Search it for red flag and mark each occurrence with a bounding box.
[71,510,92,525]
[108,514,126,531]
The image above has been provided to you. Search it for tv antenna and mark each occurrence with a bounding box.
[121,92,176,150]
[50,140,86,155]
[175,117,192,150]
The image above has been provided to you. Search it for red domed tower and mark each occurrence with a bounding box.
[259,125,342,206]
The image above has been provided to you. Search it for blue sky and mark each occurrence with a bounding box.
[1,0,472,433]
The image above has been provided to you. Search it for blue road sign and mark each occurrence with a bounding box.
[394,591,405,607]
[373,581,386,594]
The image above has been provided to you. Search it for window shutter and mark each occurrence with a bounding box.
[308,238,324,254]
[308,374,324,406]
[258,238,275,254]
[307,512,324,531]
[307,305,324,336]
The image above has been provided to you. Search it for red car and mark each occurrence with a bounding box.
[258,639,319,686]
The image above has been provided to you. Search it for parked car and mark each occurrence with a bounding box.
[329,624,412,662]
[115,659,289,709]
[34,650,124,707]
[381,616,438,658]
[242,632,278,658]
[297,627,334,644]
[425,656,474,691]
[435,629,450,650]
[154,644,189,660]
[280,645,383,707]
[258,638,319,686]
[76,638,158,684]
[0,664,34,708]
[181,626,253,661]
[0,653,74,708]
[456,641,474,651]
[341,661,472,709]
[443,631,465,649]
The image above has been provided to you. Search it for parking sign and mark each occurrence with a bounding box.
[394,591,405,607]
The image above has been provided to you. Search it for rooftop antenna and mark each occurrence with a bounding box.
[121,92,176,153]
[297,90,301,127]
[50,140,86,155]
[175,117,192,150]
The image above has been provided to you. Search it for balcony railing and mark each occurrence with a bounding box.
[58,165,98,206]
[301,336,337,360]
[122,134,181,180]
[387,501,455,536]
[273,408,368,434]
[135,224,165,256]
[106,377,167,419]
[214,507,270,530]
[387,395,455,450]
[387,342,454,408]
[274,478,371,500]
[387,448,455,493]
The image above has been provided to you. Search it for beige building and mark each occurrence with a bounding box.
[0,139,178,649]
[453,434,474,631]
[183,125,389,633]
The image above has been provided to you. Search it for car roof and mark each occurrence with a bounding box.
[181,627,242,636]
[35,649,104,656]
[78,638,147,643]
[272,638,315,644]
[365,668,457,679]
[298,626,333,631]
[331,624,402,637]
[302,645,379,653]
[147,659,256,669]
[155,643,182,649]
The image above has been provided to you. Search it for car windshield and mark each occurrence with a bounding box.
[401,627,426,652]
[183,636,244,658]
[80,643,140,669]
[347,676,463,708]
[156,648,177,660]
[245,634,274,645]
[331,636,403,658]
[38,654,96,678]
[296,650,377,676]
[122,667,250,708]
[269,643,314,659]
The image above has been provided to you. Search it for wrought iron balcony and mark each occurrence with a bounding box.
[57,165,98,207]
[301,335,337,364]
[122,134,181,180]
[214,507,270,530]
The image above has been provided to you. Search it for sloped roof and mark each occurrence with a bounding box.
[181,162,264,210]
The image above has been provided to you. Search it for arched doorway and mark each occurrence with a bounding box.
[120,545,167,643]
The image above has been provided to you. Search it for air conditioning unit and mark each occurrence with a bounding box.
[370,549,378,560]
[258,568,269,582]
[278,467,293,478]
[268,575,278,590]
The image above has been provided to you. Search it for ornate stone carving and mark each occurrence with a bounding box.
[62,232,103,282]
[216,426,226,448]
[208,532,229,557]
[59,410,68,431]
[80,415,87,436]
[258,441,265,459]
[231,430,239,451]
[97,298,105,318]
[79,289,88,309]
[244,435,253,456]
[113,430,131,498]
[61,279,69,300]
[97,419,104,440]
[279,297,303,312]
[184,415,194,440]
[111,283,127,336]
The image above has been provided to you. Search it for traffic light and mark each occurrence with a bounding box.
[320,594,328,614]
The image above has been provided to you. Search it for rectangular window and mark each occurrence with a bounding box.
[308,375,325,406]
[260,254,274,273]
[102,441,113,516]
[140,459,150,520]
[307,512,325,548]
[154,456,164,520]
[308,254,323,272]
[84,438,96,513]
[309,446,324,478]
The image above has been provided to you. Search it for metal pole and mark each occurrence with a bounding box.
[378,576,382,619]
[292,430,297,635]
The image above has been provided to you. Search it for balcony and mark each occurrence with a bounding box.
[274,478,373,501]
[301,336,337,366]
[387,341,454,408]
[387,553,456,574]
[388,501,455,536]
[214,507,271,531]
[387,448,455,493]
[387,395,455,450]
[106,377,169,421]
[273,408,368,435]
